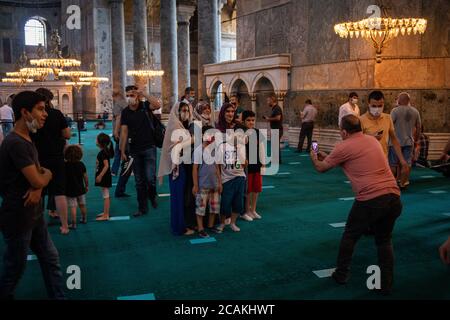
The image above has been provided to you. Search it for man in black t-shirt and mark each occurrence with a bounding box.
[263,93,283,164]
[120,85,162,217]
[33,88,71,235]
[0,91,65,300]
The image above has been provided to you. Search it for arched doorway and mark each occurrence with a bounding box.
[254,76,275,122]
[231,79,251,113]
[62,94,70,115]
[210,81,225,112]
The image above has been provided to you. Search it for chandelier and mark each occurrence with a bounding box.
[79,63,109,88]
[2,78,33,85]
[127,48,164,79]
[334,12,427,63]
[29,30,81,76]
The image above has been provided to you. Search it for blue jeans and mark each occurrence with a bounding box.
[1,122,13,137]
[0,217,65,299]
[111,142,121,175]
[131,146,157,214]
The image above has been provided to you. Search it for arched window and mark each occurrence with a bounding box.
[24,18,46,46]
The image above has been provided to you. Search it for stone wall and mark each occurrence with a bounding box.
[237,0,450,133]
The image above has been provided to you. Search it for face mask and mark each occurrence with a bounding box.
[180,111,189,122]
[369,106,383,117]
[26,116,39,133]
[351,98,358,105]
[126,97,136,105]
[188,97,195,104]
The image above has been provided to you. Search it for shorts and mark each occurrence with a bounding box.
[67,194,86,208]
[41,158,66,196]
[388,146,413,166]
[247,172,262,193]
[195,189,220,216]
[220,177,245,218]
[101,188,110,199]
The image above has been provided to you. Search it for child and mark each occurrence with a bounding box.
[192,126,222,238]
[217,128,247,233]
[95,133,114,221]
[242,110,265,219]
[64,145,89,229]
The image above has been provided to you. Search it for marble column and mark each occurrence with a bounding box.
[198,0,219,100]
[133,0,148,88]
[217,0,226,62]
[160,0,178,111]
[177,4,195,96]
[109,0,126,94]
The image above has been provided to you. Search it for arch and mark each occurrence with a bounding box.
[251,72,278,94]
[230,78,252,112]
[62,94,70,115]
[228,74,251,95]
[24,16,48,47]
[210,80,225,112]
[253,76,276,121]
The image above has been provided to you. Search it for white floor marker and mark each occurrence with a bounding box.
[329,222,346,228]
[262,186,275,189]
[159,193,170,197]
[289,162,301,165]
[313,268,336,278]
[429,190,448,194]
[421,176,436,179]
[110,216,130,221]
[344,181,351,184]
[277,172,291,175]
[339,197,355,201]
[27,255,37,261]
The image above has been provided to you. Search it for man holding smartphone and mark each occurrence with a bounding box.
[310,114,402,295]
[360,91,409,184]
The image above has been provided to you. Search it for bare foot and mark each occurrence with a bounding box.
[60,227,70,235]
[184,229,195,236]
[96,213,104,217]
[96,215,110,221]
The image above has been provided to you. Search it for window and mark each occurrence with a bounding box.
[24,18,46,46]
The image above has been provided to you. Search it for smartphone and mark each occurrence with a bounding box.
[312,141,319,153]
[377,130,384,135]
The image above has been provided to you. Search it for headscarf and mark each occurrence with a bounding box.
[193,101,213,127]
[157,101,194,180]
[216,103,235,133]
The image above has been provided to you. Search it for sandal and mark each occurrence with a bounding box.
[96,215,110,221]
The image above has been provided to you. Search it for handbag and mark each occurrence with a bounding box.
[144,104,166,148]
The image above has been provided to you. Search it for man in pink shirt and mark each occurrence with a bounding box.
[310,114,402,295]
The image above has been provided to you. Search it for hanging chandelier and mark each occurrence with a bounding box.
[2,78,34,86]
[334,11,427,63]
[127,48,164,79]
[29,30,81,75]
[79,63,109,88]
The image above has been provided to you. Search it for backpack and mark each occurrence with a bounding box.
[144,104,166,149]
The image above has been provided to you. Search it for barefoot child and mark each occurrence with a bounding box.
[64,145,88,228]
[242,110,264,219]
[192,126,222,238]
[95,133,114,221]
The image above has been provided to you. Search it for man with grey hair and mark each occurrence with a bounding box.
[389,92,421,188]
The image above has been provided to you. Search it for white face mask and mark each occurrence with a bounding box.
[188,96,195,104]
[351,98,358,105]
[369,107,383,117]
[180,111,190,122]
[26,117,40,133]
[126,97,136,105]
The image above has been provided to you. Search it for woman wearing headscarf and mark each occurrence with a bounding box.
[158,101,196,235]
[193,101,213,127]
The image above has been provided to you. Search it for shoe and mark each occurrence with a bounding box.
[120,157,134,177]
[198,230,210,238]
[115,193,131,198]
[252,211,262,219]
[331,271,349,285]
[225,218,231,225]
[230,224,241,232]
[209,226,223,234]
[133,211,146,217]
[69,223,77,230]
[111,173,117,177]
[241,213,253,221]
[79,218,87,224]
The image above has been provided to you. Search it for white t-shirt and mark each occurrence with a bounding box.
[217,142,246,184]
[338,102,360,127]
[0,105,14,122]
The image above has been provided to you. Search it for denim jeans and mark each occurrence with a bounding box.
[131,146,157,214]
[335,193,402,290]
[0,217,65,300]
[298,122,314,152]
[111,141,121,175]
[1,122,13,137]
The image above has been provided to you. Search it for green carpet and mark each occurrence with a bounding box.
[1,122,450,300]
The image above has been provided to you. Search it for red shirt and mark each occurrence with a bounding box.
[324,132,400,201]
